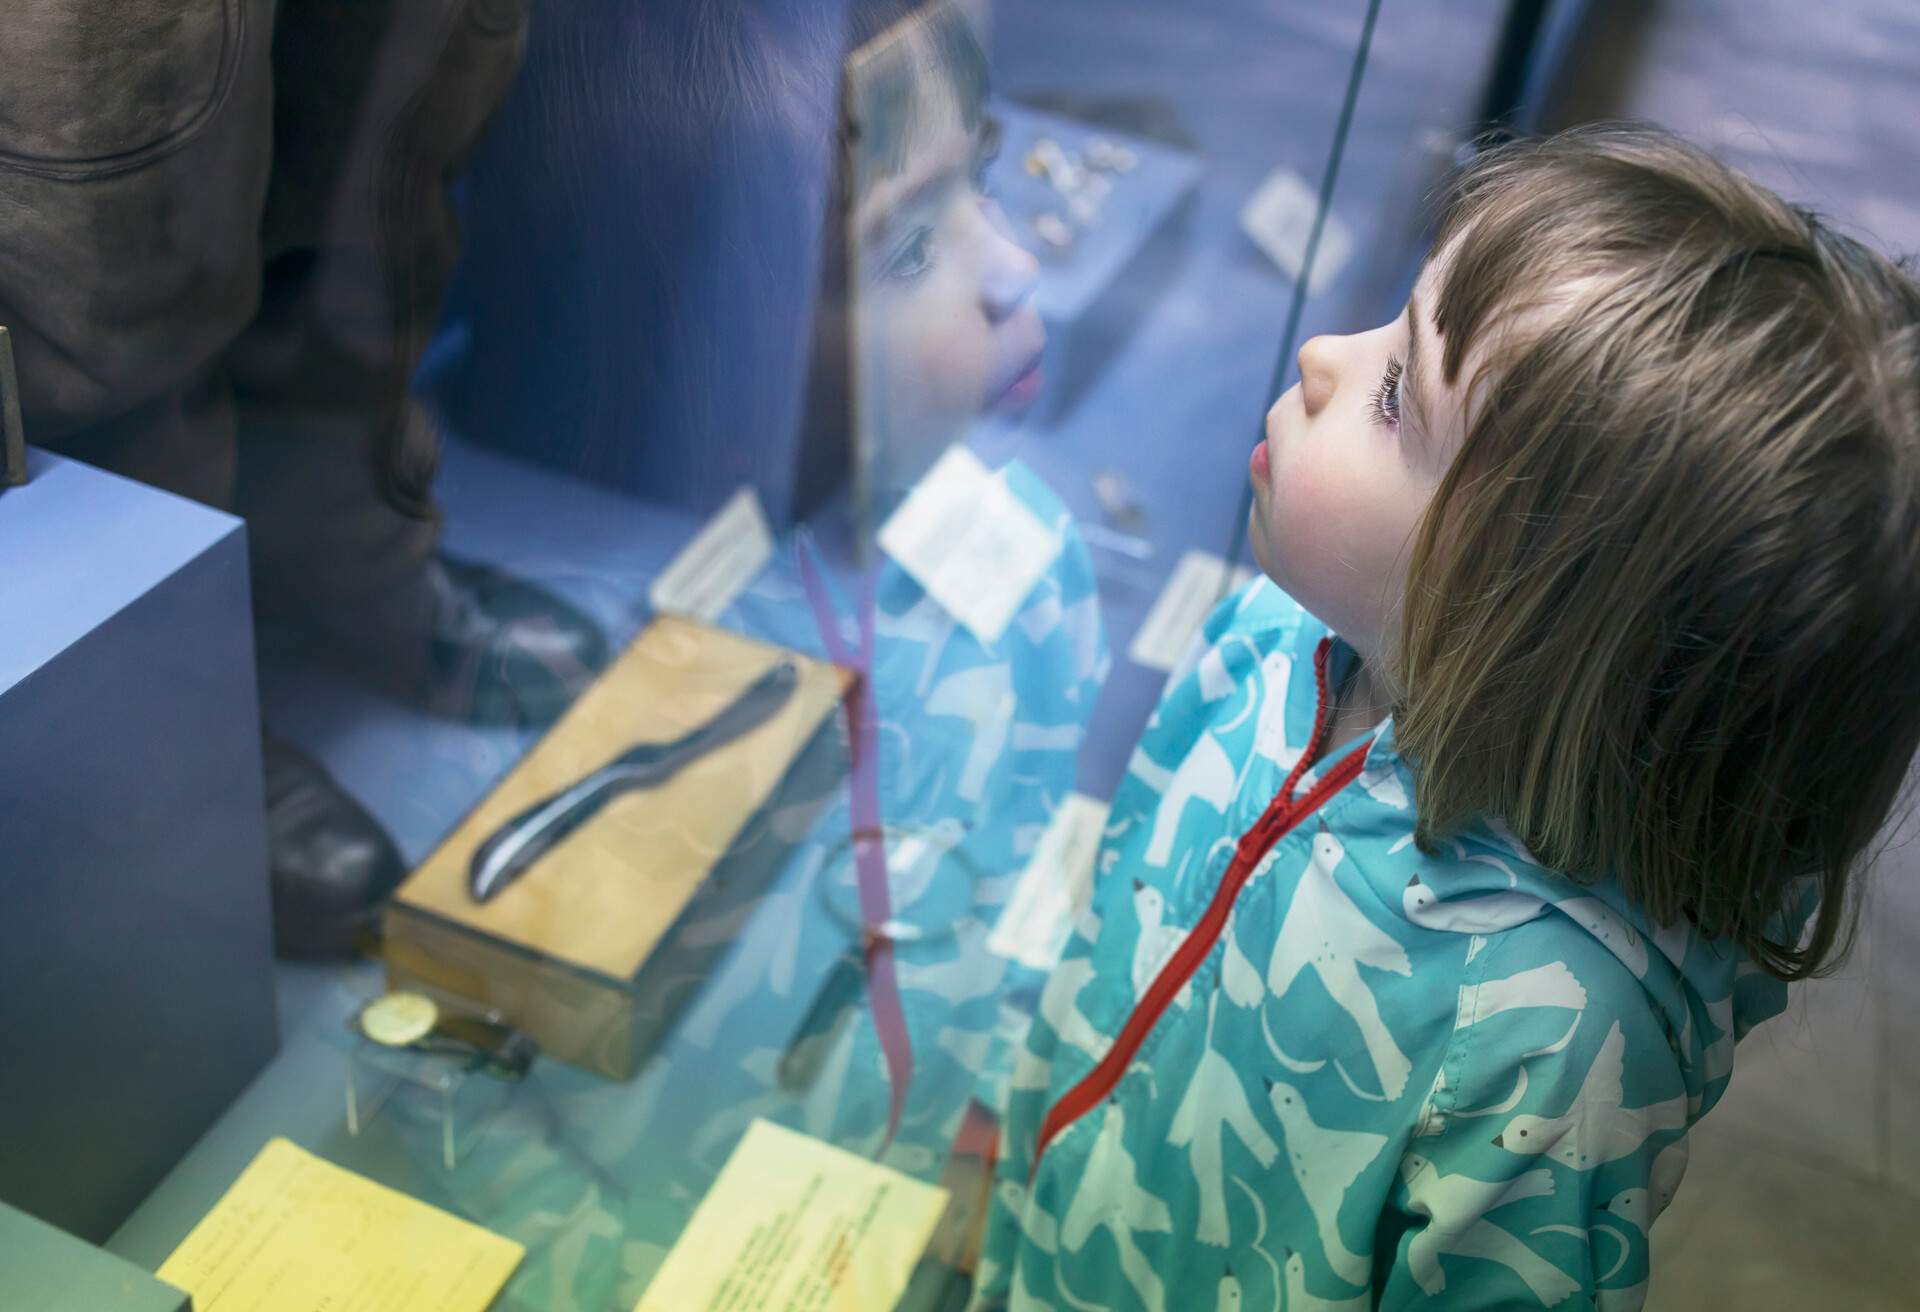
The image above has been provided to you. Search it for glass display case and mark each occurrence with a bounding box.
[3,1,1578,1308]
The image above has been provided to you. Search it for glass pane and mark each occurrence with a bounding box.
[14,2,1537,1308]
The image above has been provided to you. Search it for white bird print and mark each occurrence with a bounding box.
[1220,908,1266,1009]
[1402,875,1549,935]
[896,925,1011,1006]
[1132,881,1195,1010]
[1056,591,1106,685]
[1281,1246,1372,1310]
[1266,826,1414,1100]
[1143,731,1238,867]
[1196,643,1239,702]
[1014,1262,1059,1312]
[1229,1175,1284,1301]
[926,663,1016,803]
[1401,1153,1579,1306]
[1650,915,1693,972]
[520,1184,622,1305]
[677,848,826,1044]
[1038,956,1111,1063]
[1358,759,1409,810]
[798,1015,863,1144]
[1552,897,1649,978]
[1061,1102,1173,1312]
[1493,1022,1689,1169]
[1169,990,1280,1246]
[1249,649,1303,773]
[1233,575,1272,618]
[1457,962,1589,1034]
[937,1024,992,1075]
[996,1177,1058,1254]
[1012,721,1084,752]
[1599,1135,1690,1230]
[1265,1077,1388,1288]
[1013,585,1065,645]
[1214,1267,1244,1312]
[1126,746,1173,796]
[873,587,962,698]
[1480,813,1541,864]
[1010,1042,1054,1091]
[1204,636,1262,736]
[843,820,964,919]
[1441,963,1590,1120]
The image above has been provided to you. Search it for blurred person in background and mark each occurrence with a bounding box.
[0,0,609,959]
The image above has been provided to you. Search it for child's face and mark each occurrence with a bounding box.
[852,86,1045,480]
[1247,243,1479,661]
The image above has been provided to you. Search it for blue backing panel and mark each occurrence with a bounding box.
[0,451,279,1243]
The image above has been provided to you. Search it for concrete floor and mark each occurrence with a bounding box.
[1536,3,1920,1306]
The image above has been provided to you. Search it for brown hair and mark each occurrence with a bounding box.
[1385,120,1920,980]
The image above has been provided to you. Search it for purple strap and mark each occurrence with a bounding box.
[795,538,914,1157]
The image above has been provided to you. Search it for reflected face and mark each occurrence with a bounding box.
[1247,242,1477,664]
[853,86,1045,479]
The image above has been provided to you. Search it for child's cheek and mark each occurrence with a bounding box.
[903,311,991,419]
[1264,446,1372,603]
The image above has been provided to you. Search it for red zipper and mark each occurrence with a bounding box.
[1029,637,1373,1182]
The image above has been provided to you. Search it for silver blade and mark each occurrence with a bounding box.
[611,659,802,783]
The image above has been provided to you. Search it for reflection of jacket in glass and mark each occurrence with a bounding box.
[969,578,1795,1312]
[673,455,1111,1171]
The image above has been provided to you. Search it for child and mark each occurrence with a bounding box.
[967,121,1920,1311]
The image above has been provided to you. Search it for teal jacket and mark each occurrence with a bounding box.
[969,578,1796,1311]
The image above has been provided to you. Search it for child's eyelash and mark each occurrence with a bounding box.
[1369,354,1403,429]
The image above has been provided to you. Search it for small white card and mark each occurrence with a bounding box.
[1128,549,1257,672]
[988,792,1111,970]
[877,445,1060,647]
[633,1119,949,1312]
[648,486,775,621]
[1240,165,1353,295]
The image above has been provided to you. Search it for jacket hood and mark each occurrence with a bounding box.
[1305,623,1794,1126]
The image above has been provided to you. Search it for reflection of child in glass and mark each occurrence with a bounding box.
[839,3,1045,503]
[968,123,1920,1311]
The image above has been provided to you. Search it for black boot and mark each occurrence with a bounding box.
[424,553,610,727]
[263,732,406,961]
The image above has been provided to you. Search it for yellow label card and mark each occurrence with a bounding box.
[635,1119,950,1312]
[156,1138,523,1311]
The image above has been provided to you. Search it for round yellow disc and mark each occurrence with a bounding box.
[360,991,438,1047]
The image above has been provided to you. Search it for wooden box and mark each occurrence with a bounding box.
[384,615,848,1079]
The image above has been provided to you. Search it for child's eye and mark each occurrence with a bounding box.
[885,225,937,282]
[1368,354,1403,429]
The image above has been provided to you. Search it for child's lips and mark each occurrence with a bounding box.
[1250,435,1271,484]
[990,349,1045,413]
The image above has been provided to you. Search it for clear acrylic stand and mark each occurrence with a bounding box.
[343,1009,531,1170]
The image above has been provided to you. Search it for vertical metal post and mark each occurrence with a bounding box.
[1,326,25,487]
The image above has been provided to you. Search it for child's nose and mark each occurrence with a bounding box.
[1296,335,1337,414]
[978,199,1040,323]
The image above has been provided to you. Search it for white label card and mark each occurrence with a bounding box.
[987,793,1111,970]
[1239,165,1353,295]
[648,485,776,621]
[877,445,1060,647]
[632,1119,948,1312]
[1128,549,1256,672]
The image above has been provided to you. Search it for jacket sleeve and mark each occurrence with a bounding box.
[1378,936,1693,1311]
